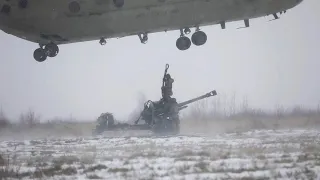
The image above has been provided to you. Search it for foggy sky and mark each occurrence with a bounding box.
[0,0,319,121]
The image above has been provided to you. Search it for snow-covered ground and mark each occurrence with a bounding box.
[1,129,320,180]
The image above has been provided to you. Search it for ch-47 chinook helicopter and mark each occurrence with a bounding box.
[0,0,303,62]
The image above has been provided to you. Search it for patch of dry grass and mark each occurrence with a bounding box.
[0,152,81,179]
[108,167,130,173]
[32,164,78,178]
[52,155,80,166]
[83,164,107,173]
[0,152,27,179]
[86,174,103,179]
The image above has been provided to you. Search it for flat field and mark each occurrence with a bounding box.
[1,128,320,180]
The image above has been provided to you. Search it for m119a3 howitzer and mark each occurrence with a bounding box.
[92,64,217,136]
[133,89,217,135]
[92,90,217,136]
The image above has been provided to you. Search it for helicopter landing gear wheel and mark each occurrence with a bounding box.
[113,0,124,8]
[176,28,191,51]
[33,48,47,62]
[176,36,191,51]
[33,42,59,62]
[191,30,207,46]
[44,43,59,57]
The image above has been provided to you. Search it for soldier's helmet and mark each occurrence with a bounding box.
[165,74,171,79]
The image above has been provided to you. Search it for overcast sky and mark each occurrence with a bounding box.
[0,0,319,121]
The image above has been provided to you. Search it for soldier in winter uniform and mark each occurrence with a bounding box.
[161,73,174,100]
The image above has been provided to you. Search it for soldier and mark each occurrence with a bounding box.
[161,73,174,99]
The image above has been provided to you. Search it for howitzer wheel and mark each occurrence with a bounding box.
[92,113,115,136]
[151,116,180,136]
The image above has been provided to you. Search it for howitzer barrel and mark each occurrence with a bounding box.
[178,90,217,108]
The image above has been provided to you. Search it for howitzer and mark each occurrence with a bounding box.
[177,90,217,110]
[92,64,218,136]
[133,90,218,134]
[149,90,218,117]
[92,90,218,136]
